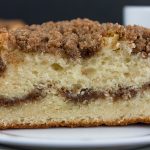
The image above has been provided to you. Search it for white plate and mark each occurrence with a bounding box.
[0,125,150,149]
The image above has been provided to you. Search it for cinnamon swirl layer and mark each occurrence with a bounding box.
[0,86,45,106]
[0,81,150,107]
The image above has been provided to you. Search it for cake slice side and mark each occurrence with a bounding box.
[0,19,150,129]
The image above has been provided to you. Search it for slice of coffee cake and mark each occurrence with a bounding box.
[0,19,150,129]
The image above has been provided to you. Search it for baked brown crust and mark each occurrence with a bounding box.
[8,18,150,59]
[0,117,150,129]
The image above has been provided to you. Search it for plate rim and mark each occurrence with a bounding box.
[0,129,150,148]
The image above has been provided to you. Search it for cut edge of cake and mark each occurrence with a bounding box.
[0,18,150,129]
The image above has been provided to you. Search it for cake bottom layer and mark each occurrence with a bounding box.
[0,92,150,129]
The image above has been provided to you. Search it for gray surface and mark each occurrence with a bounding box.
[0,145,150,150]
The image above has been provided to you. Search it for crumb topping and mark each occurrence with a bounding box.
[4,18,150,59]
[0,20,25,30]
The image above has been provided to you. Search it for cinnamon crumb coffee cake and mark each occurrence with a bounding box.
[0,19,150,129]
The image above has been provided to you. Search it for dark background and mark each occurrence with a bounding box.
[0,0,150,24]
